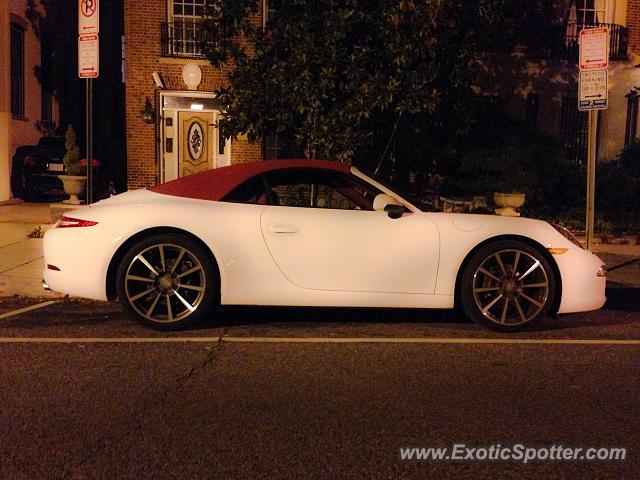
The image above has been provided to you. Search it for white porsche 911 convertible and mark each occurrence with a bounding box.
[43,159,606,332]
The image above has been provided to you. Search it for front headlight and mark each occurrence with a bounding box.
[550,223,584,249]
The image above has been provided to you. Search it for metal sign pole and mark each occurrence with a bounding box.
[86,78,93,204]
[585,110,597,251]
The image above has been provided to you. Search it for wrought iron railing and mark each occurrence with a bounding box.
[160,20,207,59]
[560,97,588,165]
[484,23,627,62]
[557,23,628,61]
[625,89,640,147]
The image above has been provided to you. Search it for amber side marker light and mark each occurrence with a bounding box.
[547,247,569,255]
[55,216,99,228]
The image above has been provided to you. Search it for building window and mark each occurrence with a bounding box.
[560,97,588,164]
[625,88,640,147]
[564,1,609,55]
[10,22,25,118]
[162,0,206,57]
[266,0,283,24]
[566,0,607,25]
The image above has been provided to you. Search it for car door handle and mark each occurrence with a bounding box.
[267,223,300,235]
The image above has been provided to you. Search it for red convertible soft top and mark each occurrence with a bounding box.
[150,159,350,202]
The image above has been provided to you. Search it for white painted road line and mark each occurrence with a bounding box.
[222,337,640,345]
[0,336,637,345]
[0,337,224,343]
[0,301,57,320]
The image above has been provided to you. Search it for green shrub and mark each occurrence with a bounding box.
[62,125,85,176]
[596,140,640,224]
[442,121,584,214]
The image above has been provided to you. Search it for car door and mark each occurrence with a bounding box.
[259,169,440,294]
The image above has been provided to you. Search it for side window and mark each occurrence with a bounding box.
[264,169,382,210]
[221,175,268,204]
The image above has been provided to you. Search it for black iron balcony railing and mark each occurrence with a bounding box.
[483,22,627,62]
[160,20,207,59]
[558,23,628,61]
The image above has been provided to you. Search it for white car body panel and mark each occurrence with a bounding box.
[43,174,606,316]
[260,207,439,294]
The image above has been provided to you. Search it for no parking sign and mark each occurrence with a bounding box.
[78,0,99,35]
[78,0,99,79]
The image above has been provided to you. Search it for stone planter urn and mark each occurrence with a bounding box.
[493,192,525,217]
[60,175,87,205]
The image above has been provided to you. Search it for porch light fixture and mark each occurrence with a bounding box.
[190,103,204,111]
[141,97,155,124]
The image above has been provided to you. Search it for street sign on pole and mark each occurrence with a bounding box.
[579,27,608,70]
[579,69,608,111]
[78,0,99,204]
[78,34,99,78]
[78,0,99,35]
[578,27,608,252]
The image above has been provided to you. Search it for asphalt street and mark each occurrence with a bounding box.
[0,285,638,479]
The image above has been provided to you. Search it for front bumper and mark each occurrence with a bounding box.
[556,248,607,314]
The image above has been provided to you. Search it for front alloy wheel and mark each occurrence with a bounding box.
[461,240,557,332]
[116,234,218,330]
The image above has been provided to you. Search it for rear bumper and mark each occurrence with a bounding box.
[42,225,117,301]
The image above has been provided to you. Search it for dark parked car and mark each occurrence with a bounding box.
[11,136,114,202]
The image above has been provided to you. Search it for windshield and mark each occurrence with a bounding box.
[358,169,436,212]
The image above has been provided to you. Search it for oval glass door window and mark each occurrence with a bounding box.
[188,122,204,161]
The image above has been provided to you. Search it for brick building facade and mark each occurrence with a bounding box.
[628,0,640,52]
[473,0,640,164]
[1,0,59,200]
[123,0,263,190]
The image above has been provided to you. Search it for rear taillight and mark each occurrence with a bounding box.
[55,216,98,228]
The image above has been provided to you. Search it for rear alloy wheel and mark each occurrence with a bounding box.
[460,240,557,332]
[116,234,218,330]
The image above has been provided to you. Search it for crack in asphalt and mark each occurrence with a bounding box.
[63,339,225,478]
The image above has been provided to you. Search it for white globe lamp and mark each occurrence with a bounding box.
[182,63,202,91]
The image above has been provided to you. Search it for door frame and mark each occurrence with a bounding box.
[157,90,231,183]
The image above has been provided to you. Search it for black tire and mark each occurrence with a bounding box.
[460,240,557,332]
[116,233,219,330]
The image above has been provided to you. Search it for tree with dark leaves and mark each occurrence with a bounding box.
[200,0,556,174]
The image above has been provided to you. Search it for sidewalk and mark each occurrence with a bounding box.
[0,201,81,298]
[0,200,639,298]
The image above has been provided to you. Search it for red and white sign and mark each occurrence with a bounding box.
[78,34,99,78]
[78,0,99,35]
[579,27,609,70]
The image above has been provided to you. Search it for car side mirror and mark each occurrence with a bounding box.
[373,193,404,219]
[384,204,405,219]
